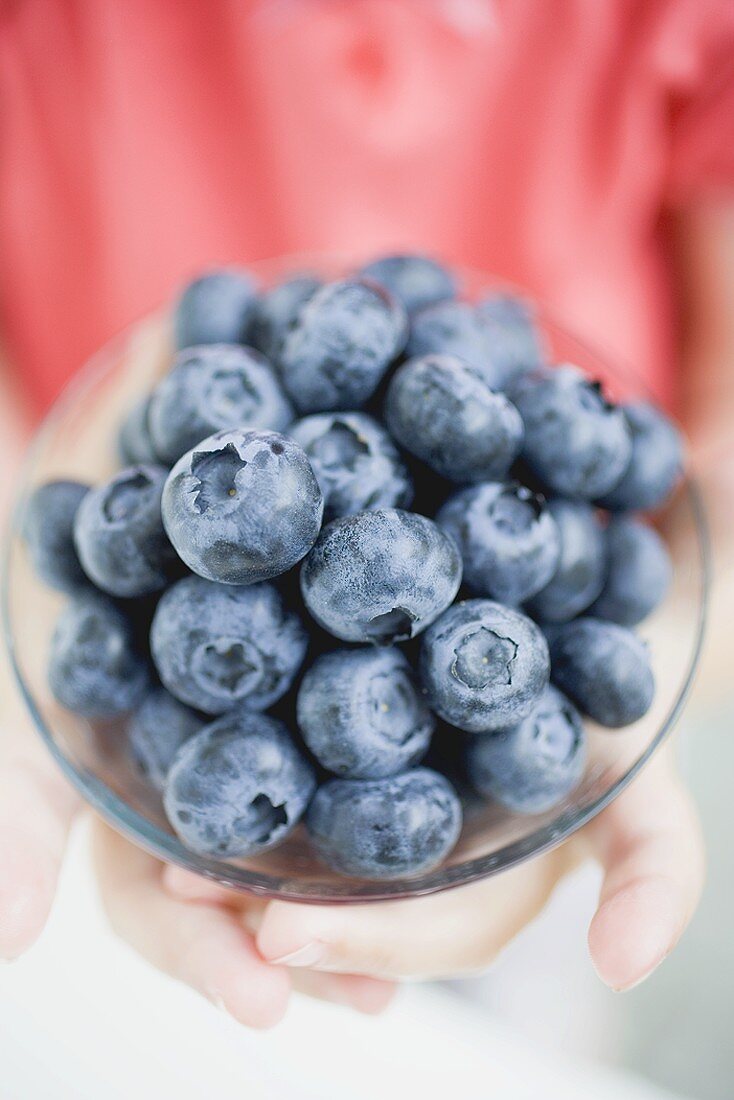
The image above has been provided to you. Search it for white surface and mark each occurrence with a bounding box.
[0,822,688,1100]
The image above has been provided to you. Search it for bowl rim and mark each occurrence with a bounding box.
[2,263,712,903]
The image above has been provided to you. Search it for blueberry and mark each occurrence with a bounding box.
[598,401,683,512]
[358,254,456,315]
[297,647,434,778]
[164,710,316,858]
[150,575,307,714]
[149,344,293,465]
[437,482,560,605]
[127,687,204,790]
[48,593,149,718]
[405,301,506,390]
[590,517,672,626]
[118,397,160,466]
[22,480,90,592]
[73,465,180,597]
[509,365,632,499]
[289,411,412,520]
[162,428,323,585]
[548,617,654,727]
[300,509,462,643]
[384,355,524,484]
[249,274,322,361]
[466,685,586,814]
[173,269,257,350]
[526,499,607,623]
[279,278,408,412]
[306,767,462,879]
[419,599,550,732]
[475,293,545,387]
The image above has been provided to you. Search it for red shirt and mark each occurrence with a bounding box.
[1,0,733,414]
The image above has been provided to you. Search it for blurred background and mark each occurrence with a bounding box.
[1,1,733,1097]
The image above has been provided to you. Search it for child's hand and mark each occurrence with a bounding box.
[0,717,79,960]
[0,712,394,1025]
[90,819,395,1027]
[90,748,702,1022]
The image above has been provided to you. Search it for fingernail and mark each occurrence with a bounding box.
[612,946,671,993]
[267,941,328,968]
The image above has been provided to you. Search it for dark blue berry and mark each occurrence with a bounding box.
[118,397,160,466]
[405,301,506,390]
[590,517,672,626]
[48,593,149,718]
[249,274,322,361]
[475,293,545,387]
[162,428,323,585]
[526,498,607,623]
[127,687,204,790]
[300,509,462,643]
[306,767,462,879]
[598,401,683,512]
[548,617,654,727]
[437,482,560,605]
[289,411,412,519]
[510,366,632,499]
[358,254,456,315]
[22,480,90,593]
[150,575,307,715]
[419,599,550,732]
[74,465,180,597]
[173,269,257,350]
[297,647,434,778]
[164,710,316,857]
[279,278,407,412]
[466,685,586,814]
[385,355,524,484]
[149,344,293,465]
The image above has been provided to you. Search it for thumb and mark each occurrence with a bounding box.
[0,733,79,959]
[585,754,704,991]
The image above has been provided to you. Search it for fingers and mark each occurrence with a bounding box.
[92,820,291,1029]
[162,864,397,1014]
[162,864,246,909]
[586,755,705,991]
[256,846,574,980]
[290,970,397,1015]
[0,747,79,959]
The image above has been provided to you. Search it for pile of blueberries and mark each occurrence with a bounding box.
[23,255,682,881]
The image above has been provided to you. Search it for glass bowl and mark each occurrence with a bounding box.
[2,254,710,903]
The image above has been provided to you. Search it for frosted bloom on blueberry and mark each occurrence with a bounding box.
[165,711,316,858]
[162,428,323,585]
[307,767,462,879]
[419,599,550,733]
[279,278,408,412]
[149,344,293,465]
[48,593,149,718]
[151,575,308,715]
[358,253,456,315]
[74,465,180,597]
[290,411,412,520]
[297,646,434,778]
[385,355,524,484]
[300,509,462,644]
[548,617,654,728]
[173,269,257,349]
[509,365,632,499]
[466,685,586,814]
[437,482,560,606]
